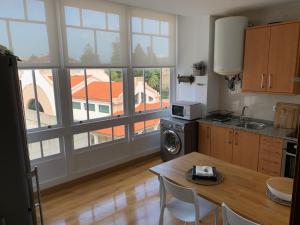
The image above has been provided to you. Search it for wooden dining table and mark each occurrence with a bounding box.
[149,152,291,225]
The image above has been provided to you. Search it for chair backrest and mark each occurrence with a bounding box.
[160,176,197,203]
[222,203,260,225]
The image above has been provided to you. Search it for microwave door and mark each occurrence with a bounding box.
[172,105,184,117]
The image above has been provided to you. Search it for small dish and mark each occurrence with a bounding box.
[266,177,293,202]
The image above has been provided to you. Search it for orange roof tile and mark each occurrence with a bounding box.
[72,81,123,101]
[70,75,86,88]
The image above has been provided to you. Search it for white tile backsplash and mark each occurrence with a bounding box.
[219,79,300,121]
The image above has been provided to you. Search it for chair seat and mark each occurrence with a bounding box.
[166,196,218,222]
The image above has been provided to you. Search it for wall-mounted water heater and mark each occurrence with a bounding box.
[214,16,248,76]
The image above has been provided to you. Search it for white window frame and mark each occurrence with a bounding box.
[19,1,176,161]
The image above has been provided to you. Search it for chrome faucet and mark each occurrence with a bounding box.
[240,106,248,122]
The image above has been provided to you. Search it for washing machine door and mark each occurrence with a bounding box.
[162,129,181,154]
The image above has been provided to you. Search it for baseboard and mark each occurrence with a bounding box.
[41,151,160,196]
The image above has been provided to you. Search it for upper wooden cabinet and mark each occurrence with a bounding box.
[243,27,270,92]
[242,22,300,95]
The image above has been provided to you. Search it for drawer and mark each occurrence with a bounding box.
[259,148,282,162]
[260,135,283,146]
[258,158,282,176]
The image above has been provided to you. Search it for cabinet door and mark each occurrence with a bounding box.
[233,130,260,170]
[258,135,283,176]
[242,27,270,92]
[210,126,233,163]
[198,124,211,155]
[267,23,300,93]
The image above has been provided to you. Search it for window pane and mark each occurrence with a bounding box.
[145,69,161,111]
[99,104,109,113]
[72,101,81,109]
[132,34,150,65]
[0,20,9,48]
[28,142,41,160]
[134,121,144,135]
[35,69,57,127]
[86,69,111,119]
[27,0,46,22]
[10,21,50,63]
[145,118,160,133]
[113,125,125,140]
[19,70,39,129]
[66,27,98,65]
[153,37,169,59]
[108,13,119,31]
[70,69,88,121]
[162,68,170,108]
[143,19,159,34]
[133,69,144,112]
[90,128,112,145]
[64,6,80,26]
[161,21,169,36]
[0,0,25,19]
[73,132,89,150]
[42,138,60,157]
[96,31,121,65]
[82,9,105,29]
[111,69,123,116]
[131,17,141,33]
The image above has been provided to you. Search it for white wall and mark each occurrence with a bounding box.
[218,2,300,120]
[176,15,220,116]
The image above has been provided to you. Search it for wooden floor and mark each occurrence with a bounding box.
[42,156,220,225]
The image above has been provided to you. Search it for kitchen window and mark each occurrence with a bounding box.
[69,68,125,122]
[134,118,161,136]
[19,69,60,130]
[134,68,171,113]
[28,137,62,161]
[73,125,126,150]
[0,0,175,161]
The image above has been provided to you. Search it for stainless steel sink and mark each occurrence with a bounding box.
[235,121,266,130]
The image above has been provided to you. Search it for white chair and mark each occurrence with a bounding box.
[159,176,219,225]
[222,203,260,225]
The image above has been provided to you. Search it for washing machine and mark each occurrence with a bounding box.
[160,117,198,161]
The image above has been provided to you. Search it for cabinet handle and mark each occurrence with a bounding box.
[261,74,265,88]
[234,132,238,145]
[228,130,233,144]
[268,74,272,88]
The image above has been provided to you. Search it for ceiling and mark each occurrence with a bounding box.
[110,0,296,16]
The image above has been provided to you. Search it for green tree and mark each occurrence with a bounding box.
[145,69,160,92]
[111,70,122,82]
[80,44,100,65]
[110,42,121,65]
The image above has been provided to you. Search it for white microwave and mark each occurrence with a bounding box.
[171,101,202,120]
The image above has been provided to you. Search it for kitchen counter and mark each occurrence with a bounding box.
[197,117,295,140]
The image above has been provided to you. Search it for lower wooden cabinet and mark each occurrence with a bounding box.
[232,130,260,170]
[258,135,283,176]
[198,123,284,174]
[198,123,211,155]
[210,126,234,163]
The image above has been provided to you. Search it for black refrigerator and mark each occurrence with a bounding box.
[0,55,36,225]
